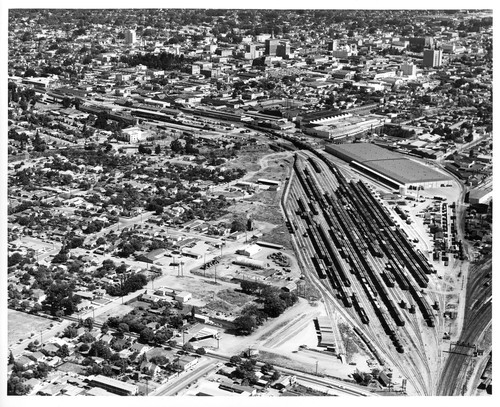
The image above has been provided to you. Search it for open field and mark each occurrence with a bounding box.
[8,309,54,346]
[205,289,255,313]
[93,303,134,324]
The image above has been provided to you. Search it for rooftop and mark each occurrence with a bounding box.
[326,143,452,184]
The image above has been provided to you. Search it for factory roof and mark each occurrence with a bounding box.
[326,143,451,184]
[362,158,451,184]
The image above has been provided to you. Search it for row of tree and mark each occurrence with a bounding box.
[234,284,298,335]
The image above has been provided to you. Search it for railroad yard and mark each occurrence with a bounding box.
[281,148,477,395]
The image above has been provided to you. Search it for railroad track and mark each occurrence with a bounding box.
[283,151,445,395]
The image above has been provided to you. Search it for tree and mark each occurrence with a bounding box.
[118,323,130,333]
[56,344,70,358]
[89,341,112,359]
[101,322,109,334]
[24,68,37,78]
[62,97,72,108]
[140,327,155,343]
[170,139,183,153]
[84,317,94,331]
[262,288,286,318]
[7,375,31,395]
[138,144,152,154]
[153,329,171,345]
[8,350,15,365]
[43,282,79,315]
[195,347,206,355]
[150,355,169,366]
[182,342,194,353]
[80,331,96,343]
[234,315,256,335]
[33,362,50,379]
[8,252,23,267]
[230,355,242,365]
[155,145,161,154]
[94,111,108,129]
[230,218,246,233]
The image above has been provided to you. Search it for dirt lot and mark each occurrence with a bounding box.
[191,246,300,289]
[8,309,55,346]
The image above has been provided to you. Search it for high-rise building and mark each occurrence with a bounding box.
[276,41,291,58]
[265,31,280,56]
[125,29,137,45]
[265,38,279,56]
[401,61,417,76]
[245,43,256,59]
[423,49,443,68]
[327,40,338,51]
[409,36,434,51]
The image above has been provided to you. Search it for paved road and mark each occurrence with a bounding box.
[152,359,216,396]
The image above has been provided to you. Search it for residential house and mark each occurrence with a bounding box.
[15,355,36,369]
[140,361,161,376]
[130,342,149,356]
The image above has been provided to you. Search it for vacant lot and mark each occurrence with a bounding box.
[8,309,54,346]
[94,304,135,324]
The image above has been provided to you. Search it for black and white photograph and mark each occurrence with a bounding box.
[2,1,495,402]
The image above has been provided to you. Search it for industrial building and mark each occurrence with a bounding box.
[468,187,493,205]
[325,143,452,190]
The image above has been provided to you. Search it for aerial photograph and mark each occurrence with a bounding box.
[4,5,493,400]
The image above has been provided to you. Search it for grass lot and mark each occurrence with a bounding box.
[94,304,134,324]
[225,151,263,173]
[217,289,254,307]
[261,223,292,251]
[8,309,54,346]
[205,289,255,313]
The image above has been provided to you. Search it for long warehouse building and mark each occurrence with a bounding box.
[325,143,452,190]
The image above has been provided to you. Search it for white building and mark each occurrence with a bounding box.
[125,29,137,45]
[122,126,145,143]
[401,62,417,77]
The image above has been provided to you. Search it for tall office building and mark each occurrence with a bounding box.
[276,41,291,58]
[265,38,279,56]
[125,29,137,45]
[245,43,257,59]
[423,49,443,68]
[265,31,280,56]
[401,61,417,76]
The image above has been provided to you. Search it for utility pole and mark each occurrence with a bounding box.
[315,361,319,375]
[203,253,206,277]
